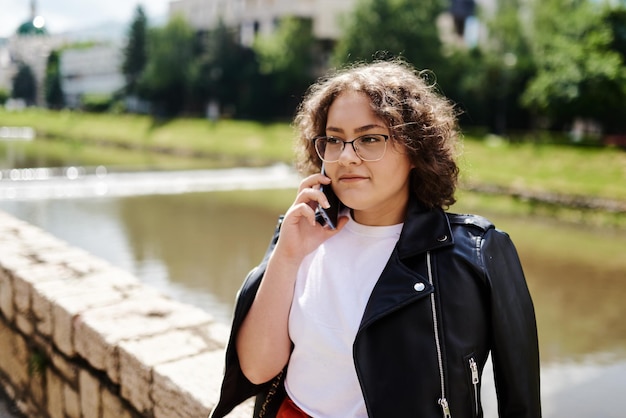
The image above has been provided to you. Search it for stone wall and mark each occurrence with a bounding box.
[0,210,252,418]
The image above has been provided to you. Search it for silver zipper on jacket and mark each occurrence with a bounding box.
[426,251,451,418]
[469,357,480,416]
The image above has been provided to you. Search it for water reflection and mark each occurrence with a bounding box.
[527,251,626,361]
[118,193,281,321]
[540,357,626,417]
[496,220,626,363]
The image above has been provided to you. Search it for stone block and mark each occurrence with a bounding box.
[31,289,54,337]
[195,321,231,351]
[36,244,92,266]
[102,387,134,418]
[75,294,212,383]
[64,383,80,418]
[0,318,13,374]
[0,271,14,321]
[79,369,101,418]
[46,368,65,418]
[14,311,34,336]
[118,329,210,414]
[0,252,36,273]
[39,268,140,307]
[17,228,71,257]
[152,351,224,418]
[51,301,77,357]
[12,274,31,315]
[12,264,76,336]
[50,351,77,385]
[15,264,75,286]
[28,365,46,412]
[51,272,146,357]
[0,319,29,388]
[26,266,78,336]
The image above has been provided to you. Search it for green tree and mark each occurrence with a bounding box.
[122,5,148,95]
[138,15,196,116]
[190,21,261,118]
[44,50,64,109]
[12,63,37,105]
[521,0,626,132]
[451,0,534,133]
[605,6,626,60]
[253,16,316,115]
[332,0,446,71]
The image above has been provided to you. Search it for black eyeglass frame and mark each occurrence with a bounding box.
[313,134,390,163]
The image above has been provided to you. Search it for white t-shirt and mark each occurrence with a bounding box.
[285,214,403,417]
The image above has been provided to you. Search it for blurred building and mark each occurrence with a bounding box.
[0,39,12,93]
[169,0,243,32]
[168,0,487,50]
[238,0,358,44]
[60,45,125,108]
[0,0,66,106]
[168,0,359,45]
[0,0,127,109]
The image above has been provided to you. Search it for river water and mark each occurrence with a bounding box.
[1,144,626,417]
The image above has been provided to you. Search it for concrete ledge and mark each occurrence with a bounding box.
[0,210,253,417]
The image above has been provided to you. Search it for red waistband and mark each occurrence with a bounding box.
[277,396,311,418]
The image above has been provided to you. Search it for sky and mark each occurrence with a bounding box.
[0,0,170,38]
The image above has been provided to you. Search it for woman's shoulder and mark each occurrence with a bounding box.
[445,212,516,249]
[445,212,495,232]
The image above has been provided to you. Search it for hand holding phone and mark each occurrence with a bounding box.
[316,164,340,229]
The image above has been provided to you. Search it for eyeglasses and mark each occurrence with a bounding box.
[314,134,389,162]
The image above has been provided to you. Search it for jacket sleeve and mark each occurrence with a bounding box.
[481,228,542,417]
[209,217,284,418]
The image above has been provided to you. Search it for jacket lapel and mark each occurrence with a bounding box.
[359,198,454,330]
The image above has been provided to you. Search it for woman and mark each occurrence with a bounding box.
[211,60,541,418]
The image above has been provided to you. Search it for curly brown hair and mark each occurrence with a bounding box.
[293,60,461,209]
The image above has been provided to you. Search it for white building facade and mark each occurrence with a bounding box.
[169,0,244,31]
[0,34,66,106]
[168,0,358,45]
[238,0,357,44]
[60,45,125,108]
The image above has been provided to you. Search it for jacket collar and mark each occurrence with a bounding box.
[357,196,453,330]
[396,196,454,259]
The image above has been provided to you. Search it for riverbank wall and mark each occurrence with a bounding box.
[0,210,252,418]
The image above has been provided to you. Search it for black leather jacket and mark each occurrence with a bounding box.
[211,198,541,418]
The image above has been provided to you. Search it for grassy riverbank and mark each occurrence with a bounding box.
[2,108,625,226]
[0,109,294,164]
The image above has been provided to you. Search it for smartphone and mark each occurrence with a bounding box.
[316,163,340,229]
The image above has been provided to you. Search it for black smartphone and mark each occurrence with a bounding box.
[317,163,340,229]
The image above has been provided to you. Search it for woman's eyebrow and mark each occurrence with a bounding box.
[326,124,386,134]
[325,126,344,134]
[355,124,386,133]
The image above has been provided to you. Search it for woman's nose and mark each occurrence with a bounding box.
[337,141,361,165]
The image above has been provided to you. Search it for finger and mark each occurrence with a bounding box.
[294,187,326,208]
[297,173,331,193]
[285,202,318,226]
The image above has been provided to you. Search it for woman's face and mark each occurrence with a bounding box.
[324,91,414,226]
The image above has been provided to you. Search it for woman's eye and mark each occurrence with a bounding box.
[360,136,382,144]
[326,137,343,145]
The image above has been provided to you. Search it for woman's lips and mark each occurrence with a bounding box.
[338,174,368,183]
